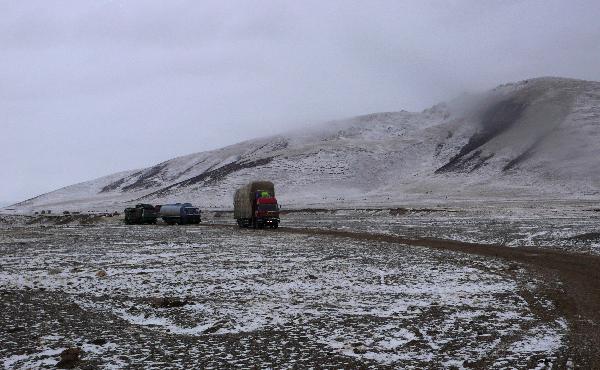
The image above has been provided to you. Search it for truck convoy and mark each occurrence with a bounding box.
[159,203,201,225]
[123,203,200,225]
[124,204,159,224]
[122,181,281,229]
[234,181,280,228]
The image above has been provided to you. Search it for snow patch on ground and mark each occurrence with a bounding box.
[0,224,568,367]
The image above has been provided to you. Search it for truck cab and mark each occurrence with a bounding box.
[254,192,280,228]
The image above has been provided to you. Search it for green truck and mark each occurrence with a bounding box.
[124,204,159,225]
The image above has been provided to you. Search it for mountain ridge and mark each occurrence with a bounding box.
[8,76,600,213]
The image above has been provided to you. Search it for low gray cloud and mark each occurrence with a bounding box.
[2,0,600,202]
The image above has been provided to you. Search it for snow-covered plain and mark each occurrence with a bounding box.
[1,224,568,368]
[6,77,600,214]
[273,200,600,255]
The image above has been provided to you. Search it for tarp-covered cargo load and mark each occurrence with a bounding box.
[233,181,275,219]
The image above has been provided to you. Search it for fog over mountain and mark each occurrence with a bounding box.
[8,77,600,212]
[3,1,600,202]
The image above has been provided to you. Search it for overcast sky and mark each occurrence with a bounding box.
[2,0,600,202]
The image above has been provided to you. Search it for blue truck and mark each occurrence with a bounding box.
[159,203,201,225]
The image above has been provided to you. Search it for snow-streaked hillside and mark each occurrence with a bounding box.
[8,77,600,213]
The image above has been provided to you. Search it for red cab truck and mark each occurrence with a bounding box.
[234,181,280,228]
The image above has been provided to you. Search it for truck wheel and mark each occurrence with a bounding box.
[273,222,279,229]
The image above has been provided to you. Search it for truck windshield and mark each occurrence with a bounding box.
[257,204,278,212]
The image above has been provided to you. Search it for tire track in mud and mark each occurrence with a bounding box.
[206,223,600,368]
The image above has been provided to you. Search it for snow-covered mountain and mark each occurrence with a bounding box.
[9,77,600,213]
